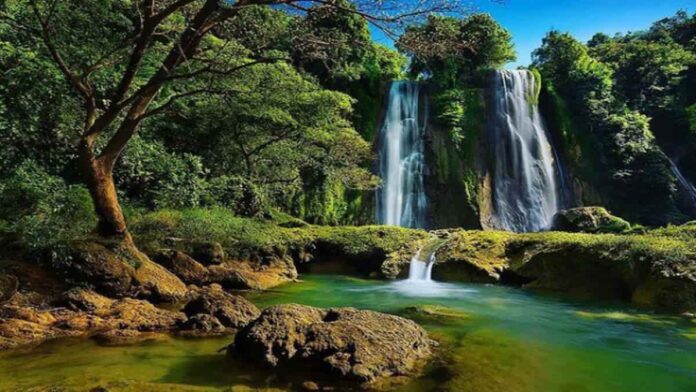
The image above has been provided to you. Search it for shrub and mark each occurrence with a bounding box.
[0,160,96,249]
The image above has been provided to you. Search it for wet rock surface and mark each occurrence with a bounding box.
[230,304,434,385]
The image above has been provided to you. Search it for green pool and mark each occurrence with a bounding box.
[0,275,694,391]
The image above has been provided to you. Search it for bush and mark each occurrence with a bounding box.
[203,176,263,217]
[0,160,96,248]
[115,136,208,209]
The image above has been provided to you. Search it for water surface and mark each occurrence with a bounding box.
[0,275,693,391]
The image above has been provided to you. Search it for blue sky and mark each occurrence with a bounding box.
[371,0,694,68]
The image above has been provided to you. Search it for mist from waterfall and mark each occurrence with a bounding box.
[376,81,427,228]
[488,70,562,233]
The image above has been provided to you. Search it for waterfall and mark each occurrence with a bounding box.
[488,70,562,232]
[376,81,427,228]
[407,249,435,282]
[667,157,696,208]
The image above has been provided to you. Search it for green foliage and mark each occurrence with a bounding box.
[687,103,696,134]
[130,207,426,259]
[534,30,683,224]
[203,176,263,218]
[398,14,515,87]
[590,38,696,114]
[291,0,373,84]
[115,137,208,210]
[0,161,96,249]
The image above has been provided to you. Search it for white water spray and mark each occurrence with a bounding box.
[488,70,562,232]
[376,81,427,228]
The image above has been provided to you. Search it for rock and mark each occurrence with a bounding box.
[183,284,259,329]
[164,238,225,265]
[230,304,433,385]
[130,255,189,303]
[152,249,209,285]
[105,298,185,331]
[400,305,471,324]
[301,381,320,391]
[178,313,226,334]
[0,274,18,303]
[0,318,62,350]
[208,256,297,290]
[47,240,188,303]
[47,241,135,298]
[59,288,115,313]
[551,207,631,233]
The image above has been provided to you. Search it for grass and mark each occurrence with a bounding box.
[130,207,427,260]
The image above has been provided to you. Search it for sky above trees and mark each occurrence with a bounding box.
[371,0,694,68]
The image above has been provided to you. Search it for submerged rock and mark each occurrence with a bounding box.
[400,305,472,324]
[230,304,433,385]
[551,207,631,234]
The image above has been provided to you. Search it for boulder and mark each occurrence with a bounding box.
[208,256,297,290]
[152,249,209,285]
[230,304,433,385]
[551,207,631,233]
[47,240,187,303]
[183,284,259,329]
[164,238,225,265]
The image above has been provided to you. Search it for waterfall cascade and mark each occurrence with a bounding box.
[407,250,435,282]
[488,70,562,232]
[376,81,427,228]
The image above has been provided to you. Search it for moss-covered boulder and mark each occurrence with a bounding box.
[551,207,631,233]
[434,228,696,312]
[45,240,187,303]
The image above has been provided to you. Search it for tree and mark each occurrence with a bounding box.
[397,13,516,86]
[1,0,468,245]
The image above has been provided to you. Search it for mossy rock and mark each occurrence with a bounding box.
[551,207,631,234]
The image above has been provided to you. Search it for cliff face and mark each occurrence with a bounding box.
[423,86,487,229]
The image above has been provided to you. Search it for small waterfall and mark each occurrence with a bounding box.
[376,81,427,228]
[488,70,562,232]
[407,250,435,282]
[667,156,696,208]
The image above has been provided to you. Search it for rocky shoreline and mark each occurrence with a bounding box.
[1,209,695,387]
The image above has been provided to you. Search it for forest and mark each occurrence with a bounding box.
[0,1,695,391]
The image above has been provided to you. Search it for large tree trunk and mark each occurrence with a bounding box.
[79,141,131,244]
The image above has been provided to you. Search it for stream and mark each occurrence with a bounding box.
[0,275,694,391]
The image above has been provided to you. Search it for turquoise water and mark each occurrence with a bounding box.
[0,275,694,391]
[248,276,696,392]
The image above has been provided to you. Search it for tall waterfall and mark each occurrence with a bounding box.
[376,81,427,228]
[488,70,561,232]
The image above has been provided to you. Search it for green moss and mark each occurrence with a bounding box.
[130,207,426,261]
[427,87,486,228]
